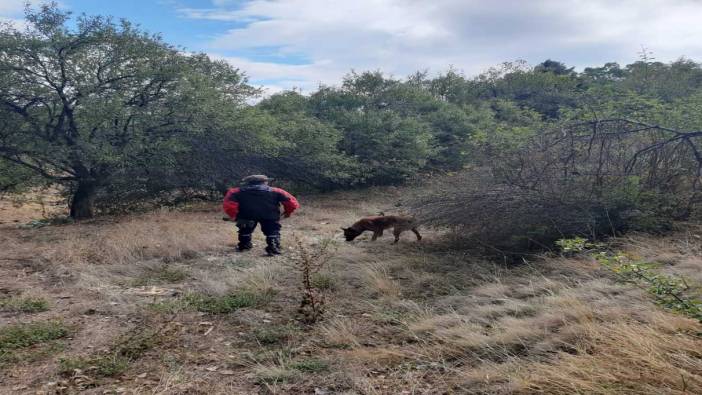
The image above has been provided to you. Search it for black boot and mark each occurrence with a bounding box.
[265,236,282,256]
[237,234,253,252]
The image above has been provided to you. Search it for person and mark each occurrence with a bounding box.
[222,175,299,255]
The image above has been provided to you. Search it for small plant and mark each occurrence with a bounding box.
[253,326,294,345]
[148,290,273,314]
[147,298,189,313]
[556,238,702,321]
[555,237,593,255]
[184,290,272,314]
[254,365,299,384]
[130,265,189,287]
[59,327,164,378]
[59,355,129,377]
[311,273,336,291]
[0,296,49,313]
[290,358,329,373]
[0,321,68,366]
[289,236,337,324]
[595,252,702,322]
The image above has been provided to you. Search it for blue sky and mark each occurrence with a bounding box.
[3,0,702,95]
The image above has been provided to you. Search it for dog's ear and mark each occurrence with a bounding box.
[340,227,347,231]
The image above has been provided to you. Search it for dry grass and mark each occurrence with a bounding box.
[362,262,402,299]
[1,209,233,267]
[516,314,702,394]
[0,190,701,394]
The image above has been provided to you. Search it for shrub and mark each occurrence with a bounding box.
[289,236,337,324]
[412,119,702,256]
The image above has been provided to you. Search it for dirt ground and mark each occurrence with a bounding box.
[0,188,700,394]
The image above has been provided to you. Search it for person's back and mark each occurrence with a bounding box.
[223,175,299,255]
[234,184,289,221]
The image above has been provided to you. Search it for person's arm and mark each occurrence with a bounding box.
[223,188,240,219]
[272,187,299,217]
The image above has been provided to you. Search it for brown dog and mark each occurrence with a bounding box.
[342,215,422,243]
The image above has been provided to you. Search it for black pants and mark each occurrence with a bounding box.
[236,219,281,246]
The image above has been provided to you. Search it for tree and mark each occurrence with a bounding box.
[534,59,575,76]
[0,4,256,218]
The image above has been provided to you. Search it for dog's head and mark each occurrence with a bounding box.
[341,227,362,241]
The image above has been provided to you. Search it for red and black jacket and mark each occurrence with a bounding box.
[223,185,299,221]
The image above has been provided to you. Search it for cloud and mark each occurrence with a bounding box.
[0,16,28,30]
[179,0,702,94]
[0,0,50,15]
[0,0,28,15]
[0,1,64,30]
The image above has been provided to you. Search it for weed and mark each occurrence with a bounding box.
[254,365,299,384]
[311,272,336,291]
[184,290,272,314]
[0,321,68,366]
[254,326,294,345]
[59,328,163,378]
[290,358,329,373]
[595,252,702,321]
[148,290,273,314]
[147,299,189,314]
[556,237,702,322]
[59,355,129,377]
[290,236,337,324]
[555,237,597,255]
[130,265,189,287]
[0,296,49,313]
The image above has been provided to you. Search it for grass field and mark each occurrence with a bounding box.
[0,188,700,394]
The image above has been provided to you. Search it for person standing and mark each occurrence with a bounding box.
[223,175,299,255]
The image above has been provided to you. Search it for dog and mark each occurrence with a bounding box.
[342,215,422,243]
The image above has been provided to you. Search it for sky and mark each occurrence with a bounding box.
[2,0,702,95]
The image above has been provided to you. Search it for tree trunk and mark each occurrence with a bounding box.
[69,181,97,219]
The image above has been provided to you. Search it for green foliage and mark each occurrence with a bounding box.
[555,238,702,322]
[184,291,271,314]
[0,4,256,218]
[149,290,273,314]
[0,296,50,313]
[596,252,702,322]
[129,265,188,287]
[253,325,294,345]
[6,4,702,223]
[0,321,67,350]
[554,237,591,254]
[290,358,329,373]
[59,355,129,377]
[0,321,68,366]
[310,273,336,291]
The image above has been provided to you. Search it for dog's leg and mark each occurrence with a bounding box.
[371,230,381,241]
[393,228,402,243]
[412,228,422,241]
